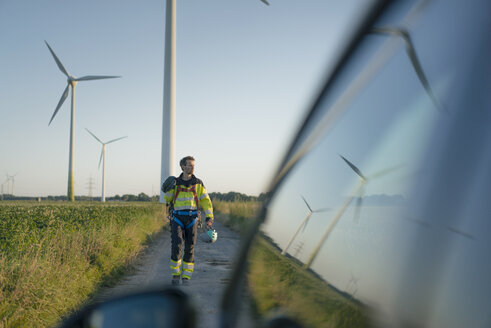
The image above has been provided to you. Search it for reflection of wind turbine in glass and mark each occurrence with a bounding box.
[304,155,401,269]
[281,196,330,255]
[86,129,127,202]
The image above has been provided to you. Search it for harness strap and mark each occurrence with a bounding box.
[173,210,198,216]
[173,184,200,210]
[186,218,198,229]
[172,216,197,230]
[173,217,184,228]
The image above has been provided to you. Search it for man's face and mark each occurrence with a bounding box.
[182,160,195,175]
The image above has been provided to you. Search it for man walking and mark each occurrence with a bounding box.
[164,156,214,285]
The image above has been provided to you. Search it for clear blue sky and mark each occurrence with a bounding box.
[0,0,369,197]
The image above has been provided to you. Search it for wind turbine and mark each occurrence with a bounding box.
[45,41,121,202]
[86,129,127,202]
[1,177,8,199]
[281,196,330,255]
[160,0,270,203]
[304,155,401,269]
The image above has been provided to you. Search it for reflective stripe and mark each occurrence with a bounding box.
[174,205,198,211]
[182,261,194,279]
[199,193,209,200]
[170,259,182,275]
[176,196,195,202]
[205,210,213,215]
[164,192,174,198]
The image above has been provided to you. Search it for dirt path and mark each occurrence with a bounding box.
[94,220,254,328]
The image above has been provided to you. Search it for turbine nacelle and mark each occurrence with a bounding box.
[68,78,77,87]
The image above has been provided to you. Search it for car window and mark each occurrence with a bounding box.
[252,1,491,327]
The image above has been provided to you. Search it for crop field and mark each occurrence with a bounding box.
[0,201,166,327]
[213,199,260,231]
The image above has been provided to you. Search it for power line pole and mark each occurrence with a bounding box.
[293,241,305,258]
[86,175,95,200]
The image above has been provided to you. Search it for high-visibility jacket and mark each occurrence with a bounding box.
[164,174,214,223]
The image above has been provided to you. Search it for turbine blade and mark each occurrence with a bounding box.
[86,128,103,144]
[98,149,103,169]
[259,0,270,5]
[49,84,70,125]
[106,136,127,144]
[370,28,443,111]
[301,195,313,213]
[45,41,70,77]
[339,155,366,181]
[75,75,121,81]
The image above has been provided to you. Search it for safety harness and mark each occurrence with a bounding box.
[171,185,201,229]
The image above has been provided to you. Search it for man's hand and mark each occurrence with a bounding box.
[206,219,213,230]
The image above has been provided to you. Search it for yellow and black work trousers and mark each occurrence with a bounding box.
[170,213,198,279]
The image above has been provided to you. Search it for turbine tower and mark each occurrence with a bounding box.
[160,0,270,203]
[45,41,121,201]
[86,129,127,202]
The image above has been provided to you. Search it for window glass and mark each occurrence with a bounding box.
[253,1,491,327]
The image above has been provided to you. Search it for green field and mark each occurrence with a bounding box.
[0,201,166,327]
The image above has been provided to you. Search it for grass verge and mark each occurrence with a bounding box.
[248,237,370,328]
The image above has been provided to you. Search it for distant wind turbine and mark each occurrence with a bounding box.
[45,41,121,201]
[160,0,270,203]
[281,196,330,255]
[86,129,127,202]
[1,177,9,198]
[304,155,401,269]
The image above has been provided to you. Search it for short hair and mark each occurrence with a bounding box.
[180,156,195,168]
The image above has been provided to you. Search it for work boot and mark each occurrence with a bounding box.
[171,276,180,286]
[182,278,190,286]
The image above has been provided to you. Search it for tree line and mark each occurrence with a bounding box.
[0,191,270,203]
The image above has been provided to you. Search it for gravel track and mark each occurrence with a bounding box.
[94,220,254,328]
